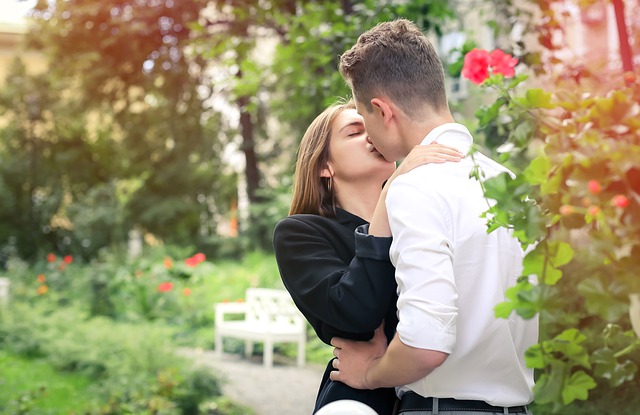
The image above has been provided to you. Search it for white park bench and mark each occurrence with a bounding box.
[214,287,306,368]
[0,277,9,305]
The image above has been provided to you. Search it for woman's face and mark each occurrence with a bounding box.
[325,108,395,185]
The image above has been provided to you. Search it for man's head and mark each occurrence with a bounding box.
[339,18,447,117]
[339,19,449,160]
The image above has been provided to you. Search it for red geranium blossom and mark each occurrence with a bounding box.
[588,180,602,194]
[461,49,491,85]
[63,255,73,264]
[489,49,518,78]
[157,282,174,292]
[47,253,56,263]
[612,194,630,208]
[462,48,518,85]
[37,274,46,283]
[183,288,192,296]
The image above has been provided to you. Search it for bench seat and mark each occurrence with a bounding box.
[214,288,306,368]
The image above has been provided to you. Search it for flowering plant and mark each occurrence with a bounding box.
[461,48,518,84]
[463,47,640,412]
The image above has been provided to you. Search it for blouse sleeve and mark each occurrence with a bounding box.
[273,216,396,344]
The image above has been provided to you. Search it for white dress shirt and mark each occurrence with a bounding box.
[387,123,537,406]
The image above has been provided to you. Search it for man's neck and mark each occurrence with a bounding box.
[399,112,456,155]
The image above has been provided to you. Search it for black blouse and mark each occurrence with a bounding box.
[273,208,399,345]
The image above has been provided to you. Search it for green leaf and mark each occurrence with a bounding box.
[544,267,563,285]
[540,171,563,195]
[522,247,544,276]
[533,362,565,405]
[577,278,629,321]
[524,156,551,185]
[548,329,591,369]
[592,348,637,387]
[548,241,574,267]
[476,100,503,128]
[555,328,587,344]
[494,301,514,319]
[561,371,596,404]
[524,344,545,369]
[524,88,555,109]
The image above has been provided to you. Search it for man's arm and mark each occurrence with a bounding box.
[329,326,448,389]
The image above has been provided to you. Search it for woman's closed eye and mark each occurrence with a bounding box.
[346,129,365,137]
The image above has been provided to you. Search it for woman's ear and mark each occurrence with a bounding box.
[371,98,394,127]
[320,164,334,178]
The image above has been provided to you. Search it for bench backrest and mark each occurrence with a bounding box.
[245,288,304,329]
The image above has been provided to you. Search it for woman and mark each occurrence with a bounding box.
[273,100,462,414]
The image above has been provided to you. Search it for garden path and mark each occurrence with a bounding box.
[179,348,325,415]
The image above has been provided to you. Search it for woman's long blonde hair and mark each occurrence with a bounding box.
[289,100,355,216]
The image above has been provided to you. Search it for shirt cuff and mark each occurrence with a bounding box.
[355,224,393,260]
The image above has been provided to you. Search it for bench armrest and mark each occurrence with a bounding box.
[215,302,248,326]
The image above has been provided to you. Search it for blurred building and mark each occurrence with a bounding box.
[0,17,46,87]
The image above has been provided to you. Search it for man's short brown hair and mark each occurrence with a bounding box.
[339,18,448,118]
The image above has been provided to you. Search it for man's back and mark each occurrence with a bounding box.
[386,124,538,406]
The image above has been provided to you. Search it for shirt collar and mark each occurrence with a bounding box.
[420,123,473,155]
[336,207,368,229]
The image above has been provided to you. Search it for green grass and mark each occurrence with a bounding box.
[0,350,99,414]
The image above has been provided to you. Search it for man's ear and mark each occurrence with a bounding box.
[370,98,394,127]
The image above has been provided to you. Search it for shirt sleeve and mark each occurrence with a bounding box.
[387,177,458,353]
[273,216,396,344]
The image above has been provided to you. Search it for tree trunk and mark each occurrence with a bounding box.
[612,0,633,72]
[237,94,261,204]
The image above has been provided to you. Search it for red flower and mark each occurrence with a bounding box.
[157,282,174,292]
[489,49,518,78]
[37,285,49,295]
[182,288,192,296]
[612,194,630,208]
[185,253,206,267]
[37,274,46,283]
[47,253,56,263]
[462,49,491,85]
[588,180,602,195]
[587,206,600,216]
[63,255,73,265]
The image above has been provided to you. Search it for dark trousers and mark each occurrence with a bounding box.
[313,358,397,415]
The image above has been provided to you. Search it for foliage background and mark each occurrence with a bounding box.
[0,0,639,414]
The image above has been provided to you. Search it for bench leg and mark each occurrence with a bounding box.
[244,341,253,358]
[264,338,273,368]
[215,332,223,357]
[297,337,306,367]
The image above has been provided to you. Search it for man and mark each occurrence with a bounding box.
[329,19,538,414]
